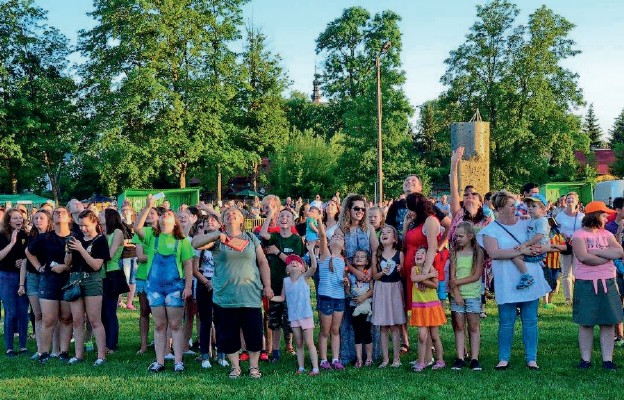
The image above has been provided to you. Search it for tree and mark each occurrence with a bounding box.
[78,0,249,193]
[440,1,587,189]
[583,103,602,148]
[315,7,420,198]
[609,108,624,149]
[0,0,79,201]
[613,143,624,178]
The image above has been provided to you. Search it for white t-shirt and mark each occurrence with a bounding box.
[477,219,551,305]
[555,211,584,238]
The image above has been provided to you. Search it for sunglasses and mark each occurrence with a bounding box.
[464,192,479,197]
[351,206,366,212]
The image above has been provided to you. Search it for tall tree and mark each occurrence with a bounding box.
[0,0,78,200]
[609,108,624,148]
[78,0,248,193]
[583,103,602,148]
[315,7,422,198]
[440,1,587,188]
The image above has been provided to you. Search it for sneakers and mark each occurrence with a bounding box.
[85,341,94,352]
[37,352,50,364]
[259,351,269,361]
[217,357,230,367]
[577,360,592,370]
[470,359,482,371]
[174,362,185,372]
[59,352,70,362]
[148,361,165,373]
[270,350,280,363]
[239,351,249,362]
[6,349,16,358]
[603,361,617,371]
[516,274,535,290]
[201,359,212,369]
[331,360,345,370]
[164,353,175,361]
[412,362,426,372]
[68,357,83,365]
[93,358,105,366]
[309,369,320,376]
[432,360,446,370]
[183,350,197,356]
[451,358,465,370]
[320,360,331,370]
[31,352,41,361]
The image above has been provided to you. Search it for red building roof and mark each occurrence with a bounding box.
[575,149,615,175]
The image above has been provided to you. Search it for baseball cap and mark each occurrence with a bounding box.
[584,201,615,215]
[523,194,548,207]
[285,254,305,268]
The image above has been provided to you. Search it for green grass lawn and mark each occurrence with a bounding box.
[1,293,623,400]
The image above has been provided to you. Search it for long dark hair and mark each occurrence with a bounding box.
[104,208,125,236]
[406,193,435,227]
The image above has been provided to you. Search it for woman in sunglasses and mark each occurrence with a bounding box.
[330,194,379,366]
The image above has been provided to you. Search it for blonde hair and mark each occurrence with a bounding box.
[491,190,516,211]
[451,221,480,276]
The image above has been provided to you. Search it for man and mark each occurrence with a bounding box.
[605,197,624,347]
[483,192,495,220]
[435,195,451,217]
[66,199,85,238]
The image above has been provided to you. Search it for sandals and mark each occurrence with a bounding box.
[229,367,241,379]
[249,367,262,379]
[399,345,410,355]
[365,359,373,367]
[391,361,402,368]
[354,360,363,368]
[378,362,389,369]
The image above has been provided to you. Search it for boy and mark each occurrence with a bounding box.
[511,194,550,290]
[305,206,321,244]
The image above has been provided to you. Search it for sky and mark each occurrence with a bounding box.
[37,0,624,136]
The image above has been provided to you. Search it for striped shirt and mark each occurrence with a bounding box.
[317,256,346,299]
[545,233,565,270]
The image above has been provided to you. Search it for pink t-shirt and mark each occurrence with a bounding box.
[572,228,616,293]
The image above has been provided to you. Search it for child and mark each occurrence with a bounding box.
[368,206,384,238]
[410,247,447,372]
[270,242,319,375]
[372,225,405,368]
[543,217,566,309]
[317,227,347,371]
[347,249,374,368]
[305,206,321,243]
[510,194,550,290]
[448,222,484,371]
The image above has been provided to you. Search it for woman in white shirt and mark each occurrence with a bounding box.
[555,192,584,305]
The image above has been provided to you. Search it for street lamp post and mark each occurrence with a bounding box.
[376,41,391,205]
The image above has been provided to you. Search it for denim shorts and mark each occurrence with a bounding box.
[146,279,185,308]
[122,258,137,285]
[26,272,41,297]
[135,279,147,295]
[39,273,69,301]
[437,281,448,300]
[317,295,346,316]
[71,271,103,297]
[450,296,481,314]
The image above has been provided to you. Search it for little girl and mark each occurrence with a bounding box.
[347,249,374,368]
[410,247,447,372]
[372,225,405,368]
[317,229,347,371]
[448,222,484,371]
[271,242,319,375]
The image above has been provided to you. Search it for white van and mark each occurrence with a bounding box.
[594,180,624,204]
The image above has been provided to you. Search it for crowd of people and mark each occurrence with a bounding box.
[1,148,624,377]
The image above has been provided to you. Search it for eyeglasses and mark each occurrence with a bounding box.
[351,207,366,212]
[464,192,479,197]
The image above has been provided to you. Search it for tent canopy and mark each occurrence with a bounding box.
[0,194,54,208]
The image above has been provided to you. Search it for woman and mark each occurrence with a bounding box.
[323,199,340,240]
[0,208,29,356]
[19,210,53,357]
[132,206,159,354]
[331,194,379,365]
[101,209,126,353]
[476,190,551,370]
[25,207,74,362]
[191,207,273,379]
[555,192,585,305]
[135,196,194,373]
[295,203,310,237]
[65,210,111,366]
[449,147,493,316]
[120,204,137,310]
[570,201,624,370]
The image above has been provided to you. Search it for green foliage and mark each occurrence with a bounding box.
[440,0,587,190]
[315,7,419,199]
[613,143,624,178]
[609,108,624,149]
[583,103,603,148]
[267,129,343,199]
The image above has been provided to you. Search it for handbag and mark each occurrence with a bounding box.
[62,279,82,302]
[104,269,130,297]
[560,214,578,255]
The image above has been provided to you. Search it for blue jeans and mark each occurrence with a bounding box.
[101,292,119,351]
[497,299,539,363]
[0,271,29,350]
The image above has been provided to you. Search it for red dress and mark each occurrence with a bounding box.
[402,225,428,311]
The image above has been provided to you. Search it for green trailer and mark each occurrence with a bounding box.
[117,189,200,212]
[539,182,593,205]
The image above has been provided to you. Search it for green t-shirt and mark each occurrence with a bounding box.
[212,232,263,308]
[140,229,194,280]
[131,228,151,281]
[266,232,304,293]
[105,231,124,273]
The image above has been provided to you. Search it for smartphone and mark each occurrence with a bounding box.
[65,235,73,252]
[152,192,165,200]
